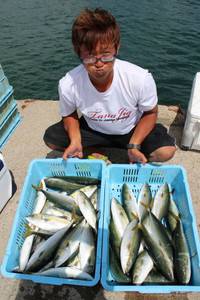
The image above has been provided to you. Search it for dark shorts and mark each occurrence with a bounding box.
[43,117,176,157]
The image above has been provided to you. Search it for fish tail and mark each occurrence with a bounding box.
[168,210,180,221]
[32,184,41,192]
[24,224,34,237]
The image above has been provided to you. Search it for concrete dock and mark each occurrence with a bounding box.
[0,100,200,300]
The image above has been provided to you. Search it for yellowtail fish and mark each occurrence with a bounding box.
[109,216,121,259]
[32,185,81,215]
[54,175,100,185]
[173,219,191,284]
[132,250,154,284]
[25,223,73,272]
[76,191,97,233]
[79,221,96,274]
[111,198,129,240]
[44,177,85,192]
[120,219,141,274]
[32,179,47,214]
[109,246,131,283]
[19,234,35,272]
[26,214,73,234]
[138,183,152,222]
[122,183,138,221]
[140,212,174,281]
[54,220,84,267]
[168,197,180,232]
[37,266,94,280]
[70,185,97,204]
[151,183,170,220]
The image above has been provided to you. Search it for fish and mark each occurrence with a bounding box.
[30,235,47,256]
[109,246,131,283]
[90,189,98,211]
[138,183,152,222]
[54,220,84,267]
[168,197,180,232]
[36,266,94,280]
[80,185,98,199]
[70,185,97,205]
[32,185,81,215]
[41,200,55,212]
[26,224,55,237]
[173,219,191,284]
[43,206,81,224]
[132,250,154,284]
[25,223,73,272]
[140,211,174,281]
[76,191,97,232]
[26,214,73,234]
[37,260,55,273]
[44,177,86,192]
[53,175,100,185]
[109,216,121,259]
[19,234,35,272]
[144,269,175,284]
[67,253,81,269]
[111,198,129,239]
[32,179,47,214]
[79,222,96,274]
[120,219,141,274]
[122,183,138,221]
[151,183,170,220]
[43,206,73,219]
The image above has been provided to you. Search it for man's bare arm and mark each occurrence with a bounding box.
[62,112,83,159]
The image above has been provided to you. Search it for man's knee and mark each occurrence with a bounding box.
[43,130,65,151]
[148,146,176,162]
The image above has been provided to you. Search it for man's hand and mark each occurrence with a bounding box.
[62,142,83,160]
[128,149,147,164]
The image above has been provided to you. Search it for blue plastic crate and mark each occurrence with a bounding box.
[0,76,12,99]
[0,65,5,81]
[0,92,17,125]
[0,86,13,105]
[0,105,21,149]
[1,158,106,287]
[101,163,200,293]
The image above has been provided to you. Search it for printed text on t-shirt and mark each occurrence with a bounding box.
[88,107,132,122]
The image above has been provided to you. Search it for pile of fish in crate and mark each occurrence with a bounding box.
[109,182,190,285]
[2,160,200,293]
[101,164,200,293]
[15,175,101,281]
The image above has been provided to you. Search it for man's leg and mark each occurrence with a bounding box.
[104,123,176,163]
[43,118,114,153]
[43,120,69,151]
[148,146,176,162]
[140,124,176,162]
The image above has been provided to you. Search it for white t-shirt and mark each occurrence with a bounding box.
[59,58,158,135]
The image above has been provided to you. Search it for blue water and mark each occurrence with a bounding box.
[1,0,200,108]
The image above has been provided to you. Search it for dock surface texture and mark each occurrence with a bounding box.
[0,100,200,300]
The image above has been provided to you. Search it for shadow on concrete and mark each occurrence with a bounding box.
[15,281,105,300]
[124,292,189,300]
[168,109,185,148]
[83,147,129,164]
[46,150,63,159]
[46,147,129,164]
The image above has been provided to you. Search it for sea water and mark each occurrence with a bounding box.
[0,0,200,109]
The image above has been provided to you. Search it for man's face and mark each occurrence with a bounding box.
[80,42,117,85]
